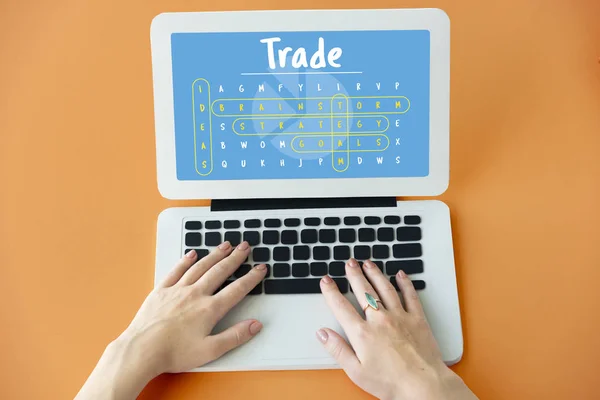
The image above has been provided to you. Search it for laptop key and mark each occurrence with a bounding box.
[354,245,371,260]
[205,232,221,246]
[377,227,395,242]
[265,278,348,294]
[301,229,318,244]
[344,216,361,226]
[373,261,384,271]
[334,246,351,260]
[253,247,270,262]
[386,260,424,275]
[397,227,422,241]
[224,220,240,229]
[324,217,341,226]
[205,220,221,229]
[244,219,261,228]
[264,218,282,228]
[293,245,310,260]
[234,264,252,278]
[329,262,346,276]
[273,246,290,261]
[224,231,241,247]
[249,283,263,295]
[365,216,381,225]
[284,218,301,227]
[185,248,209,259]
[255,264,271,278]
[339,228,356,243]
[373,245,390,259]
[313,246,330,261]
[243,231,260,246]
[281,230,298,245]
[185,221,202,230]
[292,263,310,277]
[185,232,202,247]
[310,262,328,276]
[391,277,425,291]
[273,263,291,278]
[263,230,280,245]
[384,215,401,225]
[392,243,422,258]
[358,228,375,242]
[318,229,336,244]
[304,217,320,226]
[404,215,421,225]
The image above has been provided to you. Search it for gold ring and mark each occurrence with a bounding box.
[362,292,383,312]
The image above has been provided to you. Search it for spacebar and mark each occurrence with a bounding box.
[264,278,348,294]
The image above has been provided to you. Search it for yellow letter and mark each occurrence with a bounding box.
[202,160,207,168]
[357,120,362,128]
[260,121,265,130]
[376,101,381,109]
[376,120,381,127]
[337,139,343,147]
[299,140,304,148]
[198,85,202,93]
[337,120,342,129]
[279,121,284,130]
[318,102,323,110]
[278,103,282,111]
[376,138,382,146]
[337,101,343,110]
[259,103,265,111]
[338,158,345,165]
[298,102,304,111]
[356,101,362,110]
[219,104,224,112]
[240,122,245,131]
[201,142,207,150]
[298,121,304,129]
[357,139,361,147]
[200,123,205,131]
[318,139,324,148]
[200,104,205,112]
[319,120,323,128]
[395,100,401,109]
[239,103,244,111]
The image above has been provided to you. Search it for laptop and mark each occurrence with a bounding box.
[150,8,462,371]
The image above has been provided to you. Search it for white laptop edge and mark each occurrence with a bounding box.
[150,8,450,200]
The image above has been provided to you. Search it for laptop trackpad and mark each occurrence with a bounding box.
[257,294,350,360]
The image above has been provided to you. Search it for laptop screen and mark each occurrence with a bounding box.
[170,30,431,181]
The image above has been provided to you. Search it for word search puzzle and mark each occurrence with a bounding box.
[171,30,431,181]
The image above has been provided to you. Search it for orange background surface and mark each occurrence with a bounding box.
[1,1,599,399]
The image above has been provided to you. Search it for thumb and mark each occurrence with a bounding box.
[206,319,263,361]
[316,328,361,372]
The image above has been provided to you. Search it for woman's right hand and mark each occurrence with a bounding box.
[317,258,478,400]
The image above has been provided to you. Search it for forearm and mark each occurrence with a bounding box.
[75,336,158,400]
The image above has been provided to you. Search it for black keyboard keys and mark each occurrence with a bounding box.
[377,227,395,242]
[397,227,422,241]
[185,248,209,259]
[292,263,310,277]
[324,217,341,226]
[273,263,291,277]
[284,218,300,227]
[244,219,261,228]
[185,221,202,230]
[310,262,328,276]
[304,217,320,226]
[205,232,221,246]
[373,245,389,259]
[384,215,401,224]
[253,247,270,262]
[264,278,348,294]
[364,216,381,225]
[358,228,375,242]
[185,232,202,247]
[273,246,290,261]
[224,220,240,229]
[318,229,336,243]
[329,261,346,276]
[293,246,310,260]
[344,216,361,225]
[334,246,351,260]
[390,277,425,291]
[313,246,330,260]
[243,231,260,246]
[234,264,252,278]
[339,228,356,243]
[354,245,371,260]
[386,260,424,275]
[205,220,221,229]
[264,219,282,228]
[281,230,298,245]
[373,261,384,271]
[301,229,318,244]
[263,230,279,245]
[404,215,421,225]
[224,231,241,247]
[392,243,422,259]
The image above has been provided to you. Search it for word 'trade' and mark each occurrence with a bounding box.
[260,37,342,70]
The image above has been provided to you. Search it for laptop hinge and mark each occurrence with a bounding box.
[210,197,397,212]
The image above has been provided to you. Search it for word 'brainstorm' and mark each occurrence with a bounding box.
[191,78,410,176]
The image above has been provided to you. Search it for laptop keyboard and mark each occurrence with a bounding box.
[183,214,425,295]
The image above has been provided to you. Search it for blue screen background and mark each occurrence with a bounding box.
[171,30,430,180]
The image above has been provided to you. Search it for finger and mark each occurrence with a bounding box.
[395,270,425,315]
[195,241,251,294]
[158,250,198,288]
[320,275,364,334]
[205,319,263,362]
[345,259,384,315]
[316,328,361,374]
[362,260,403,311]
[178,242,233,286]
[212,264,268,320]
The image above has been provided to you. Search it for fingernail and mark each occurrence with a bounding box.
[316,329,328,343]
[398,270,407,278]
[255,263,267,271]
[322,275,333,284]
[347,258,359,268]
[218,241,231,250]
[185,249,196,258]
[237,241,249,250]
[363,260,375,269]
[249,321,263,335]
